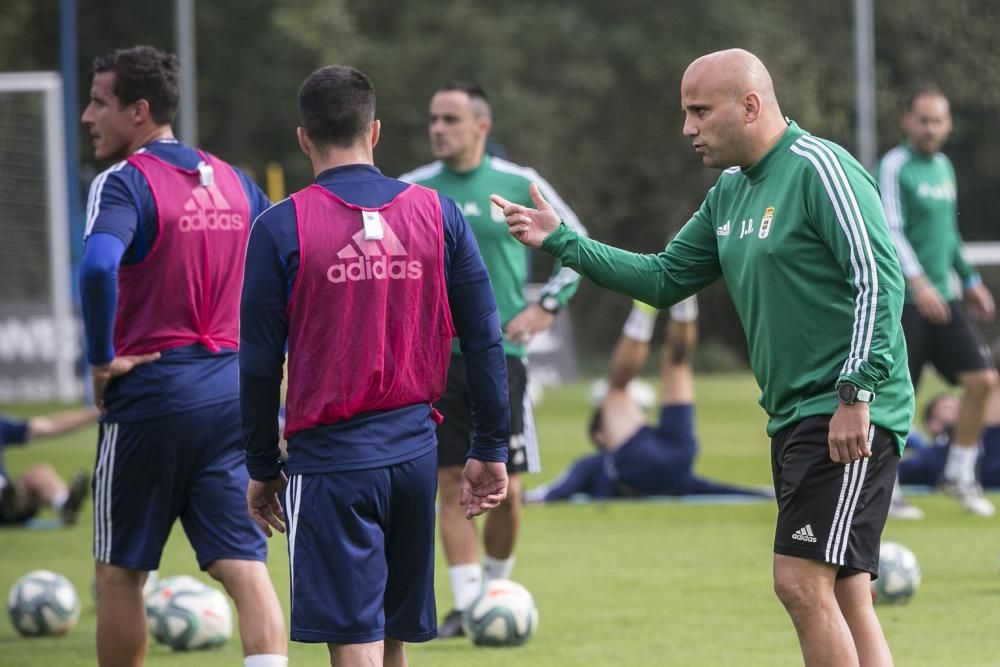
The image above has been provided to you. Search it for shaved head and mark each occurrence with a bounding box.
[680,49,787,169]
[685,49,777,106]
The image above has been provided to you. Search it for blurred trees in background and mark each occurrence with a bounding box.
[3,0,999,361]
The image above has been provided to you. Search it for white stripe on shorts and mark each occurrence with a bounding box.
[522,371,541,474]
[824,426,874,565]
[93,422,118,563]
[285,475,302,592]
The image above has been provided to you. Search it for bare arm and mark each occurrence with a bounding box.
[27,407,100,440]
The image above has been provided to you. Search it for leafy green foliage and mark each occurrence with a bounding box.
[2,1,1000,352]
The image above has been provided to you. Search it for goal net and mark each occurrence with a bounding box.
[0,72,81,402]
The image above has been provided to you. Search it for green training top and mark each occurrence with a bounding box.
[877,143,978,302]
[539,122,914,450]
[401,154,587,357]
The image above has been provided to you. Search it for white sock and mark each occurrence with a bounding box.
[668,295,699,322]
[623,301,658,342]
[244,655,288,667]
[449,563,483,611]
[483,555,516,581]
[50,489,69,510]
[944,443,980,485]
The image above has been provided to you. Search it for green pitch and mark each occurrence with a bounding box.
[2,374,999,665]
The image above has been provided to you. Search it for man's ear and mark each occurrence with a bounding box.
[132,98,152,125]
[477,114,493,137]
[743,91,762,124]
[296,127,311,157]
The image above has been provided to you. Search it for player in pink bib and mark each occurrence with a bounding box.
[80,46,287,667]
[241,65,510,666]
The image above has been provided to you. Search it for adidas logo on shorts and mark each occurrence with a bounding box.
[792,524,817,543]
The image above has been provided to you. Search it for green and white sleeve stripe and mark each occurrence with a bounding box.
[791,136,879,377]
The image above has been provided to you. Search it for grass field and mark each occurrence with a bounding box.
[2,373,1000,665]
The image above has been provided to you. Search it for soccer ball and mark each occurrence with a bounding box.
[588,378,656,411]
[145,575,208,643]
[146,576,232,650]
[872,541,921,604]
[7,570,81,637]
[462,579,538,647]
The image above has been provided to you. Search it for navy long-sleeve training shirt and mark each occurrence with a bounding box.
[240,164,509,480]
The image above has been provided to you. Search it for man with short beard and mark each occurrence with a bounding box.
[878,86,998,516]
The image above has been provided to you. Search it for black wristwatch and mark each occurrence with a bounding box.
[539,294,561,314]
[837,382,874,405]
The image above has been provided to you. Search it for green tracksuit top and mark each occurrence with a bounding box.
[877,143,979,302]
[401,154,586,357]
[540,122,913,450]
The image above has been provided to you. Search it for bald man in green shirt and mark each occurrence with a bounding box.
[494,49,913,666]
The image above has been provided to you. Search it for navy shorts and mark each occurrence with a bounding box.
[282,449,438,644]
[92,400,267,571]
[613,404,697,494]
[0,478,38,524]
[771,415,898,577]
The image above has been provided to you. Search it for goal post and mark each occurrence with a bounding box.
[0,71,81,402]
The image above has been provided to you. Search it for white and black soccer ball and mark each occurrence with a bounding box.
[146,577,232,651]
[145,575,208,643]
[872,541,921,604]
[461,579,538,647]
[7,569,81,637]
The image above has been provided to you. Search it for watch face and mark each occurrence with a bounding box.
[838,383,858,403]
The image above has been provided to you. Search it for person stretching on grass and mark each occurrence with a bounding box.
[526,297,770,503]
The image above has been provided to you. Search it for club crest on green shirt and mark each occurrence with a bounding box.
[759,206,775,239]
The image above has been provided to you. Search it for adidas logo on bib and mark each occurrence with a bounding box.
[792,524,817,543]
[327,223,423,284]
[178,185,245,232]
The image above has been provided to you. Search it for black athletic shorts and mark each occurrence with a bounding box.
[434,355,538,473]
[902,300,992,387]
[771,415,899,578]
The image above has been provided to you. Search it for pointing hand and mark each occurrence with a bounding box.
[490,183,561,248]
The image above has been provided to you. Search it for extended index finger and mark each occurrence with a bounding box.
[490,194,518,214]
